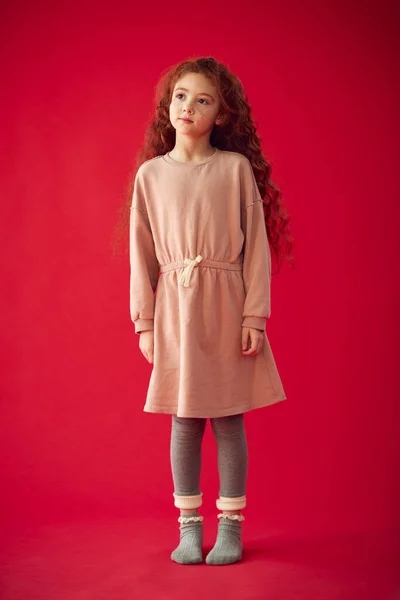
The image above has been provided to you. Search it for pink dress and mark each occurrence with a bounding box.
[129,148,287,418]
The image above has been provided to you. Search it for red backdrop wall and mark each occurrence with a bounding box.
[1,1,399,540]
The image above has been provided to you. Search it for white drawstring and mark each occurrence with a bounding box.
[177,255,203,287]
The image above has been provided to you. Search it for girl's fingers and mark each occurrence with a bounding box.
[242,329,249,350]
[242,343,258,355]
[242,333,264,356]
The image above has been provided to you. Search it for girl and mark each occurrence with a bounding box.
[127,57,293,565]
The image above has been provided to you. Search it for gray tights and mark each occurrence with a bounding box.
[170,413,248,505]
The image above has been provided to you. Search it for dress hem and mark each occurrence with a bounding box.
[142,395,287,418]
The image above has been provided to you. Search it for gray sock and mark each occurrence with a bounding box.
[206,516,243,565]
[171,512,203,565]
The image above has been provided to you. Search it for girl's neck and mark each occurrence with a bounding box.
[169,139,215,163]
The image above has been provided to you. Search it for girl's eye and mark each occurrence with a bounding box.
[175,93,209,105]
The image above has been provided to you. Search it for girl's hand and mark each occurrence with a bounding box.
[242,327,264,356]
[139,330,154,364]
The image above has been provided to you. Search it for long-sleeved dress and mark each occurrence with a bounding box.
[129,148,287,418]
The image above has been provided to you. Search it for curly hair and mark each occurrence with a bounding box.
[113,56,294,275]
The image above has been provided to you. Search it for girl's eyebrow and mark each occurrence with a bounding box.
[174,87,214,99]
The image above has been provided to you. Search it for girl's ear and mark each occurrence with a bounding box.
[215,114,224,126]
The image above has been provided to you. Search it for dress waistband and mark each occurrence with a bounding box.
[159,255,243,287]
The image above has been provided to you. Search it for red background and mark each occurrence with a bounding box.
[0,1,399,594]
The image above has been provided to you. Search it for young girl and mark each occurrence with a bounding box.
[128,57,293,565]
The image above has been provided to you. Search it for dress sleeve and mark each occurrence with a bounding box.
[129,169,159,334]
[240,161,272,331]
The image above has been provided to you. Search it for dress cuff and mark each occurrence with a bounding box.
[134,319,154,334]
[242,316,266,331]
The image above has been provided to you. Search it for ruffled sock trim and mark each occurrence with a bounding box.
[178,515,204,524]
[217,513,245,522]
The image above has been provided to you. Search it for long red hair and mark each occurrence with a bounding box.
[113,56,294,274]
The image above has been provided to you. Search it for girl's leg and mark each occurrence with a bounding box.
[170,414,207,564]
[207,413,248,565]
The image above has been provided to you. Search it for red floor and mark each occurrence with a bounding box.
[1,516,398,600]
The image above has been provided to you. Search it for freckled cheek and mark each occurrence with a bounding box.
[170,108,180,122]
[197,113,214,127]
[170,100,178,115]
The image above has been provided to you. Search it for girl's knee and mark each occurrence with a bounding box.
[210,413,245,438]
[172,414,206,438]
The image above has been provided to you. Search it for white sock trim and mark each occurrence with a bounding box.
[173,492,203,509]
[217,513,245,522]
[216,495,246,510]
[178,515,204,524]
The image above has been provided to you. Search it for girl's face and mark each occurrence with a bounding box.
[169,72,222,138]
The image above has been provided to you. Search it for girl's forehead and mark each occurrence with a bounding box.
[174,73,216,92]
